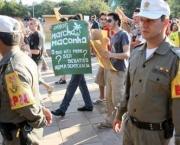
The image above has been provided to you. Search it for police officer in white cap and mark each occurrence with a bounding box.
[113,0,180,145]
[0,15,52,145]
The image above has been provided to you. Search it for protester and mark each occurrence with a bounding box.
[116,7,145,50]
[0,15,52,145]
[29,18,54,97]
[51,16,93,117]
[113,0,180,144]
[168,21,180,47]
[54,17,68,84]
[93,11,114,104]
[97,12,130,128]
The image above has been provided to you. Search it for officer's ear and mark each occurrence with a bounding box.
[164,19,169,28]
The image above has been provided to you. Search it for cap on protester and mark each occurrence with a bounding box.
[136,0,170,19]
[0,15,21,33]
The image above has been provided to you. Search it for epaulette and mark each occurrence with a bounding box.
[5,58,15,74]
[170,46,180,59]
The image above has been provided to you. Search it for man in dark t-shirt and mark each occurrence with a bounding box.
[97,12,130,129]
[29,31,43,62]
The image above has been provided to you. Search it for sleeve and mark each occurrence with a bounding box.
[16,72,47,128]
[5,63,47,128]
[172,61,180,137]
[127,18,133,27]
[121,32,130,46]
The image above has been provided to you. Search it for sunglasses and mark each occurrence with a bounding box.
[101,18,107,21]
[107,19,113,23]
[91,17,95,19]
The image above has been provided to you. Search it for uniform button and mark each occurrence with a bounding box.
[143,64,145,68]
[135,95,138,98]
[139,79,142,83]
[134,109,136,112]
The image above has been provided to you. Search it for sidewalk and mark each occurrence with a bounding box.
[0,57,123,145]
[39,57,124,145]
[0,57,175,145]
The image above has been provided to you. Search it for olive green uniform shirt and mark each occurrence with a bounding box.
[117,37,180,135]
[0,47,47,144]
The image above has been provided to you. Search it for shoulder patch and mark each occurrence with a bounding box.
[5,71,35,110]
[171,61,180,98]
[170,46,180,59]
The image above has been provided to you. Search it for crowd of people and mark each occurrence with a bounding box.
[0,0,180,144]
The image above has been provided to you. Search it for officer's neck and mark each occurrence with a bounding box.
[0,45,19,57]
[146,34,165,49]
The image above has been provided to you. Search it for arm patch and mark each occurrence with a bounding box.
[5,71,35,110]
[171,62,180,98]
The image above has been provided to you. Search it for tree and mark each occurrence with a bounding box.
[166,0,180,18]
[69,0,110,17]
[0,1,29,17]
[120,0,141,18]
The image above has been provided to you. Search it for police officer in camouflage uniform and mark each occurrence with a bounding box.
[113,0,180,145]
[0,15,52,145]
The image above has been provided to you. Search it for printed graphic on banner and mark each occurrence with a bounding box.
[51,20,92,76]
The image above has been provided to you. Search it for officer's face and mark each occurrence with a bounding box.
[140,17,168,41]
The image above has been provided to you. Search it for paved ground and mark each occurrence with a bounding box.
[0,57,124,145]
[0,56,175,145]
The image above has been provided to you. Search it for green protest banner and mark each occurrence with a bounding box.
[109,0,120,11]
[51,20,92,76]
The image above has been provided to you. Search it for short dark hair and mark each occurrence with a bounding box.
[108,12,121,27]
[59,17,67,22]
[134,8,140,13]
[0,32,20,46]
[68,15,79,21]
[76,13,83,20]
[24,16,31,21]
[91,14,96,18]
[99,11,108,18]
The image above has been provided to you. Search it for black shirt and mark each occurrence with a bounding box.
[29,31,44,62]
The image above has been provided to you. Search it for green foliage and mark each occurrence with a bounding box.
[0,1,29,17]
[166,0,180,18]
[57,0,110,17]
[120,0,141,18]
[0,0,179,20]
[57,1,73,15]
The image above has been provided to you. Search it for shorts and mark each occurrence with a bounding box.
[95,65,107,86]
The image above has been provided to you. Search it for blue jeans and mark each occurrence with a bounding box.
[59,74,93,113]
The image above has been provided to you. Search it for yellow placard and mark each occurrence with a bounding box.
[54,7,61,21]
[90,29,117,71]
[5,71,35,110]
[90,40,117,71]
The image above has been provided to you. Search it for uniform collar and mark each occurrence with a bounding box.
[139,37,170,55]
[0,47,20,65]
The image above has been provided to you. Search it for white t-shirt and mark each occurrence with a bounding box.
[146,47,157,60]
